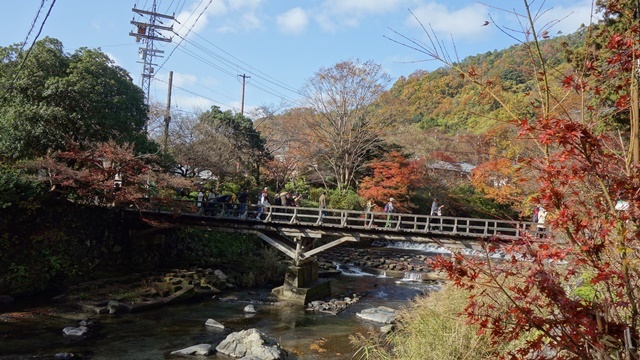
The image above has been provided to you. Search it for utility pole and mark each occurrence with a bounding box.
[238,73,250,115]
[129,1,174,133]
[163,71,173,151]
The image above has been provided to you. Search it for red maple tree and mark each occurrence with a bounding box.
[358,151,425,212]
[400,1,640,358]
[32,140,193,209]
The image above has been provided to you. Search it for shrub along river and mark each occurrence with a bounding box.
[0,242,444,359]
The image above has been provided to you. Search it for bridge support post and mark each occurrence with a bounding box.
[271,259,331,305]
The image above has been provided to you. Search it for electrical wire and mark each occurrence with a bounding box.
[0,0,56,101]
[154,77,237,109]
[18,0,46,52]
[172,72,237,102]
[156,0,212,73]
[174,40,300,104]
[172,34,303,106]
[175,0,188,15]
[175,45,301,107]
[190,31,301,95]
[139,0,304,107]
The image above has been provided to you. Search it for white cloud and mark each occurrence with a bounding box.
[537,1,595,35]
[408,3,489,41]
[322,0,405,15]
[174,94,217,110]
[277,8,309,35]
[173,0,265,37]
[402,1,594,44]
[241,12,262,31]
[173,2,219,38]
[171,72,199,87]
[199,76,221,88]
[315,0,409,31]
[104,52,121,67]
[228,0,263,10]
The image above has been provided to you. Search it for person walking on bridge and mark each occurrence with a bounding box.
[430,198,444,230]
[364,199,374,228]
[256,187,269,220]
[196,189,205,214]
[317,191,327,225]
[238,188,248,218]
[384,197,395,228]
[431,198,444,216]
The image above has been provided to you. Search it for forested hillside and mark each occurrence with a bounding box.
[385,31,586,135]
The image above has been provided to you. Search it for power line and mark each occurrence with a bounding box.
[154,77,236,109]
[1,0,56,101]
[156,0,212,74]
[167,37,302,108]
[18,0,46,52]
[172,72,236,102]
[147,1,305,108]
[173,34,303,105]
[190,31,301,95]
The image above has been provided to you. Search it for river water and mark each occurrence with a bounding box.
[0,245,441,360]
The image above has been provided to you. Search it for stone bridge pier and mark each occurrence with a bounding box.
[271,259,331,305]
[254,232,357,305]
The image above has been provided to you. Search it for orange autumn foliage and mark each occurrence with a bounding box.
[358,151,426,212]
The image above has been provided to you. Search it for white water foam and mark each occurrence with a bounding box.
[401,271,423,282]
[372,240,451,254]
[372,240,508,259]
[333,263,388,278]
[334,263,374,277]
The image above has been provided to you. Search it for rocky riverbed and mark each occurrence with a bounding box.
[0,243,443,359]
[317,241,447,282]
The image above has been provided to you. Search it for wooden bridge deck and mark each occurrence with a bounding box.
[135,200,544,243]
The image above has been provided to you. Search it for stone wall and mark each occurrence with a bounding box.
[0,200,182,296]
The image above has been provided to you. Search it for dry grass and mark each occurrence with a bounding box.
[352,285,519,360]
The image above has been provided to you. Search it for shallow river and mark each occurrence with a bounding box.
[0,247,440,360]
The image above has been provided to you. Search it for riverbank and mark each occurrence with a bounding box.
[0,244,443,359]
[0,275,436,359]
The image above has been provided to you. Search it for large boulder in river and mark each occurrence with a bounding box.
[205,318,225,329]
[170,344,213,356]
[356,306,397,324]
[215,328,288,359]
[62,326,89,337]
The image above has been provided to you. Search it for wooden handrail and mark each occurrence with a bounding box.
[142,199,548,240]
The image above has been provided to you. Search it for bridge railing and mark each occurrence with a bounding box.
[141,198,546,240]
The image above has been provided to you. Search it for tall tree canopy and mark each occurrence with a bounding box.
[0,37,148,161]
[301,59,391,191]
[169,106,268,185]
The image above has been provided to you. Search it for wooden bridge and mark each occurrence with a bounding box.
[135,200,544,265]
[133,200,544,303]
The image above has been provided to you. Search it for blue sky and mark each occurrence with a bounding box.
[3,0,595,117]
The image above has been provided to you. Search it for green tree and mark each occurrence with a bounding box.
[201,106,269,185]
[169,106,268,185]
[0,37,148,161]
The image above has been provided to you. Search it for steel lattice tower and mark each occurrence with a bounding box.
[130,1,174,132]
